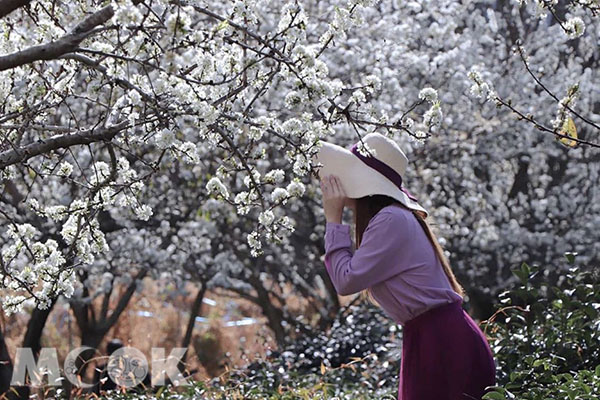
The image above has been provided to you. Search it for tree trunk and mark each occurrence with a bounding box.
[0,302,56,399]
[61,329,105,399]
[22,301,55,356]
[260,301,286,346]
[69,270,146,391]
[249,276,287,346]
[12,301,57,399]
[178,283,206,372]
[0,330,13,397]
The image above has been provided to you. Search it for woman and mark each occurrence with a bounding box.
[312,132,496,399]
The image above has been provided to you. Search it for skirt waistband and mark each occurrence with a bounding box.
[404,299,464,331]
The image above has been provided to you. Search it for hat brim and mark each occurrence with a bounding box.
[311,141,429,218]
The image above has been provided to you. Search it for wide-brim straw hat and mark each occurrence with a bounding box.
[311,132,429,219]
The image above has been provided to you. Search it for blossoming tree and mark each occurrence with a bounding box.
[0,0,599,392]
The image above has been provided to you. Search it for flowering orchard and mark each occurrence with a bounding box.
[0,0,598,382]
[0,0,447,320]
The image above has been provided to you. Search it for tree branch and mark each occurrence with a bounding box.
[104,269,147,329]
[494,96,600,148]
[0,5,114,72]
[59,53,154,102]
[0,124,78,133]
[0,0,30,19]
[0,121,128,169]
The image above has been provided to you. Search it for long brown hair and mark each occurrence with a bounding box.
[353,194,465,305]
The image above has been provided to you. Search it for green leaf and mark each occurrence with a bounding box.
[533,359,546,368]
[482,391,506,400]
[521,261,530,276]
[564,252,578,265]
[512,268,527,285]
[552,299,563,309]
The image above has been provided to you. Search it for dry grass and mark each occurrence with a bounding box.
[0,274,360,390]
[1,279,280,383]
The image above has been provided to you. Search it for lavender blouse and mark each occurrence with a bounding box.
[324,204,463,325]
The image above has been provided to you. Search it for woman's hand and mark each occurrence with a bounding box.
[320,174,348,224]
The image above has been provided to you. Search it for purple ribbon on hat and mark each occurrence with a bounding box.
[350,143,419,202]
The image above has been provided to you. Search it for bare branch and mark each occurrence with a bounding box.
[0,5,114,72]
[516,44,600,132]
[494,95,600,149]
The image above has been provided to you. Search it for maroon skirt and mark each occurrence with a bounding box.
[398,300,496,400]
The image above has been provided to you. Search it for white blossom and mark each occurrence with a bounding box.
[564,17,585,39]
[46,205,68,221]
[364,75,382,93]
[235,191,252,215]
[206,177,230,199]
[134,204,153,221]
[176,141,200,164]
[1,0,598,325]
[248,126,263,140]
[154,129,177,149]
[264,169,286,184]
[284,91,303,108]
[247,231,262,256]
[286,180,305,197]
[57,161,73,177]
[418,87,438,103]
[259,210,275,226]
[271,187,289,204]
[467,68,494,101]
[89,162,111,185]
[423,102,443,127]
[2,296,27,315]
[350,89,366,104]
[243,169,261,188]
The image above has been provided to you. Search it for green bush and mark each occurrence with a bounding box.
[482,253,600,399]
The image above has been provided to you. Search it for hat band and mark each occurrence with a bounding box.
[350,143,419,202]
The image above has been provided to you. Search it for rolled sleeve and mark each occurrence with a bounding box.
[323,211,406,296]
